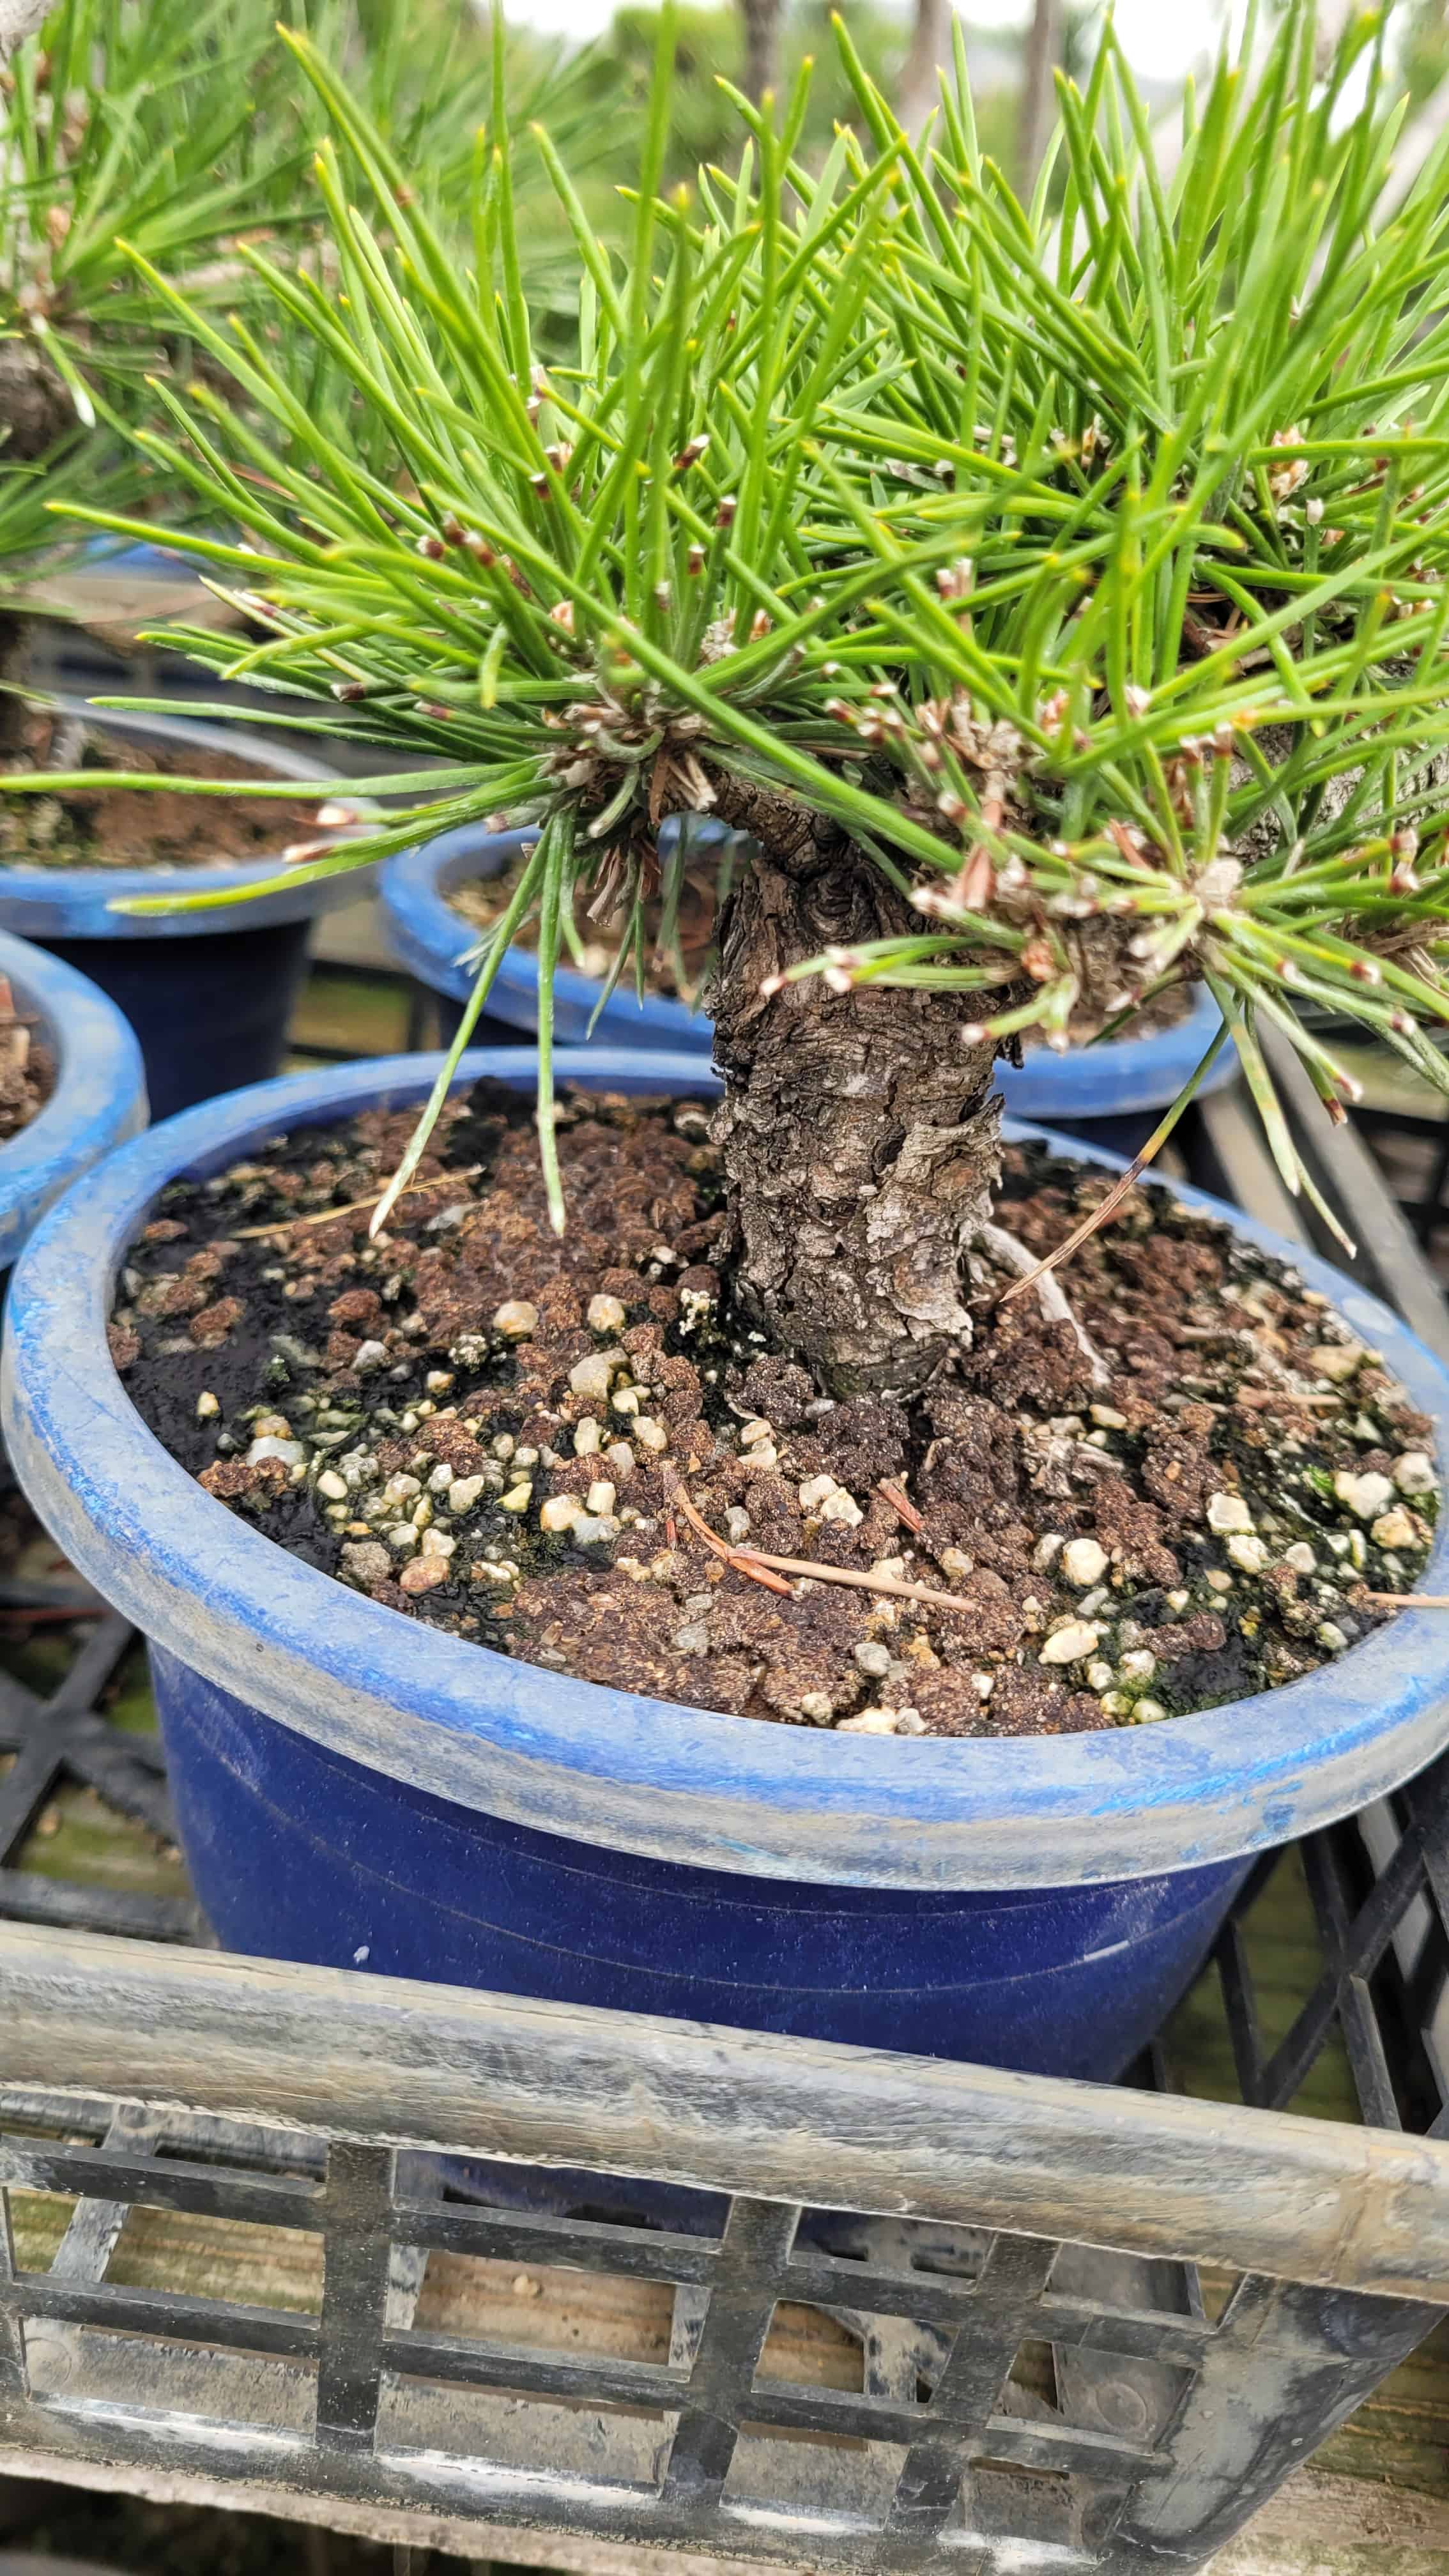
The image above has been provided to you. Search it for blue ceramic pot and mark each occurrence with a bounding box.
[381,824,1238,1122]
[0,705,370,1119]
[6,1048,1448,2092]
[0,928,146,1273]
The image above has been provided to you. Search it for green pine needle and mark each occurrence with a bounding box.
[13,1,1449,1211]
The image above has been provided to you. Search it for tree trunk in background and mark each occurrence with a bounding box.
[898,0,949,134]
[740,0,783,104]
[1017,0,1063,190]
[707,785,1004,1395]
[0,340,77,759]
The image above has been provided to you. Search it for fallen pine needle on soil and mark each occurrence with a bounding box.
[231,1166,484,1241]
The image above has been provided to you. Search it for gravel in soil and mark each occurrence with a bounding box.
[109,1084,1439,1739]
[0,711,341,872]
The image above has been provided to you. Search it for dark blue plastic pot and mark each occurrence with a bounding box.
[0,705,370,1120]
[7,1049,1449,2097]
[0,928,146,1273]
[382,824,1238,1121]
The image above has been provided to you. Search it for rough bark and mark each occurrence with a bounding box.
[706,784,1004,1396]
[739,0,783,104]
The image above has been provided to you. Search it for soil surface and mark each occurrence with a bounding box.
[109,1085,1439,1738]
[0,710,337,871]
[0,972,53,1144]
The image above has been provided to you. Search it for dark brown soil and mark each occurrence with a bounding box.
[109,1085,1439,1739]
[0,710,339,872]
[0,973,53,1144]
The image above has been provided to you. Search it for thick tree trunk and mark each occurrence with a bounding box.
[707,788,1004,1395]
[739,0,783,104]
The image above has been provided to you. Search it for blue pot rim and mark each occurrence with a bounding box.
[381,822,711,1045]
[5,1044,1449,1892]
[0,928,146,1270]
[380,823,1238,1108]
[0,703,376,939]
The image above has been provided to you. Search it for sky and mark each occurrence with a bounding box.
[507,0,1226,86]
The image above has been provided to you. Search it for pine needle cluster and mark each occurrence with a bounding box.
[22,3,1449,1228]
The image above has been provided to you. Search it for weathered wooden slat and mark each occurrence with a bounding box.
[5,1922,1449,2306]
[385,2326,681,2412]
[392,2195,719,2285]
[0,2137,323,2232]
[0,1872,196,1941]
[2,2273,317,2358]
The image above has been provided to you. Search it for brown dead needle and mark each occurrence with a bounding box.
[731,1546,977,1615]
[877,1477,925,1533]
[668,1478,975,1614]
[996,1151,1153,1309]
[232,1165,483,1241]
[668,1479,793,1596]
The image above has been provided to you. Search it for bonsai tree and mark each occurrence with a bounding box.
[0,0,335,753]
[0,0,617,763]
[26,2,1449,1396]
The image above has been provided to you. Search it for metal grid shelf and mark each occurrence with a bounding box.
[3,1071,1449,2574]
